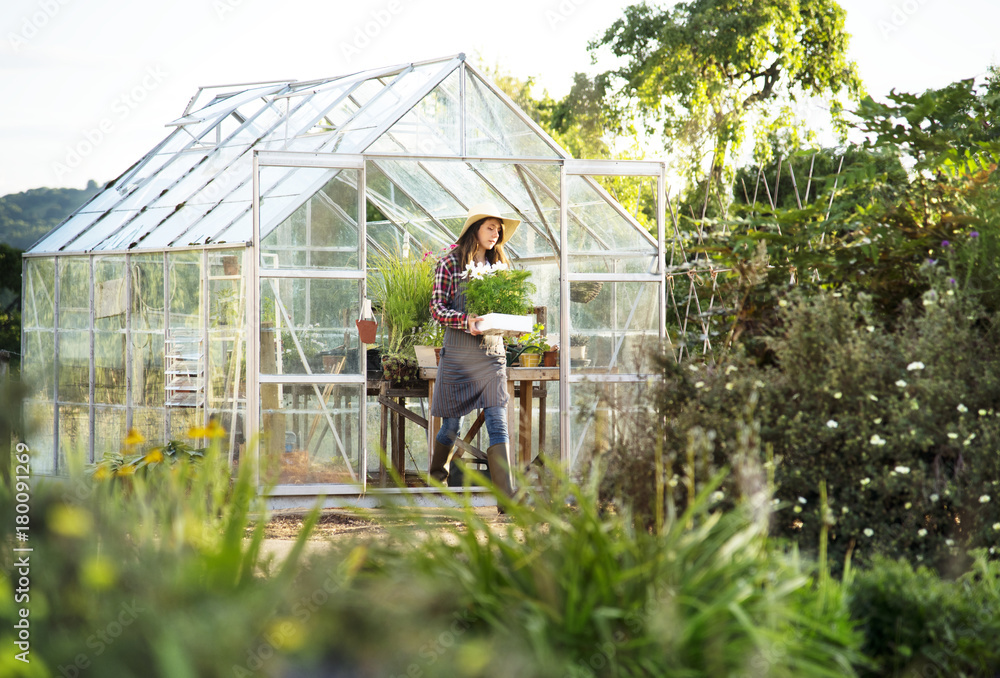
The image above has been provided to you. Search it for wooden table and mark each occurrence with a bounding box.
[419,366,560,470]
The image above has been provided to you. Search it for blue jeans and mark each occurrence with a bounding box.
[436,406,509,447]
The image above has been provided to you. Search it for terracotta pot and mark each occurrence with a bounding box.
[356,318,378,344]
[543,350,559,367]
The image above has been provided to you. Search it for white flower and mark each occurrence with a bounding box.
[957,403,968,413]
[688,364,700,372]
[918,529,927,537]
[866,325,875,333]
[842,506,850,514]
[946,539,954,546]
[778,299,788,307]
[993,523,1000,531]
[863,528,874,537]
[870,434,887,446]
[826,420,839,429]
[894,465,910,474]
[798,497,807,504]
[833,392,843,399]
[725,365,738,374]
[492,262,509,272]
[907,361,925,371]
[874,417,883,424]
[725,383,734,391]
[869,394,879,402]
[860,477,871,486]
[930,493,939,502]
[947,432,959,440]
[694,381,705,389]
[711,491,724,502]
[895,380,907,388]
[980,495,991,504]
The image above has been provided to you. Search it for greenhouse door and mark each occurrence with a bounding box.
[558,159,667,468]
[250,152,369,495]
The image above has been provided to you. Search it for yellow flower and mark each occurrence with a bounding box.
[116,464,136,477]
[144,448,164,464]
[124,428,146,446]
[93,465,112,480]
[190,420,226,439]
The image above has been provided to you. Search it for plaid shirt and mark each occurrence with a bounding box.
[430,252,467,330]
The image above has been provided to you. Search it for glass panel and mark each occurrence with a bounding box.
[166,252,204,416]
[131,252,166,409]
[22,331,54,399]
[261,383,364,486]
[94,256,127,405]
[208,250,246,455]
[57,330,90,403]
[58,404,89,464]
[380,68,461,155]
[200,203,252,245]
[131,408,165,446]
[93,406,127,459]
[58,258,90,330]
[568,381,654,468]
[566,176,655,254]
[259,278,362,376]
[260,169,359,270]
[136,203,216,249]
[465,71,560,158]
[30,211,102,253]
[61,210,141,253]
[169,408,203,443]
[570,282,660,374]
[23,259,55,330]
[152,144,250,210]
[23,401,55,474]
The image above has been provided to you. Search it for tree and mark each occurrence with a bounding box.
[592,0,864,202]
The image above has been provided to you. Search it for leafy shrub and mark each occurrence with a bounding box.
[600,283,1000,572]
[849,551,1000,678]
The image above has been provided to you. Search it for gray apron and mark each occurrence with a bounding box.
[430,280,508,418]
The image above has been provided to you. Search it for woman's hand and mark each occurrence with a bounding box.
[467,314,484,336]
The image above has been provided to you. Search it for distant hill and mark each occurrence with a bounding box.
[0,181,101,251]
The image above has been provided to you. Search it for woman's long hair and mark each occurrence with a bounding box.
[454,218,512,269]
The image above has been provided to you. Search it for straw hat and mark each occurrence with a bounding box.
[457,202,521,246]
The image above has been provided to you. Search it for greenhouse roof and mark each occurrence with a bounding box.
[29,53,656,259]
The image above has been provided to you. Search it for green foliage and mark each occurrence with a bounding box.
[0,181,100,250]
[849,552,1000,678]
[278,465,863,677]
[0,432,319,678]
[368,248,435,354]
[517,323,553,354]
[601,287,1000,574]
[592,0,863,190]
[463,266,535,317]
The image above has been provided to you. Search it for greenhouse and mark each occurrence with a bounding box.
[21,53,701,503]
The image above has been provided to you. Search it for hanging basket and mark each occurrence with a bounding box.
[570,281,604,304]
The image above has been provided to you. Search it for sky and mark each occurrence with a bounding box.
[2,0,999,196]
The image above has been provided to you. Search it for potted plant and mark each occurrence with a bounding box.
[569,333,590,362]
[413,319,445,367]
[463,262,536,336]
[514,323,554,367]
[368,248,436,383]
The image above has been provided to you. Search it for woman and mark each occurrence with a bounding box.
[428,202,519,500]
